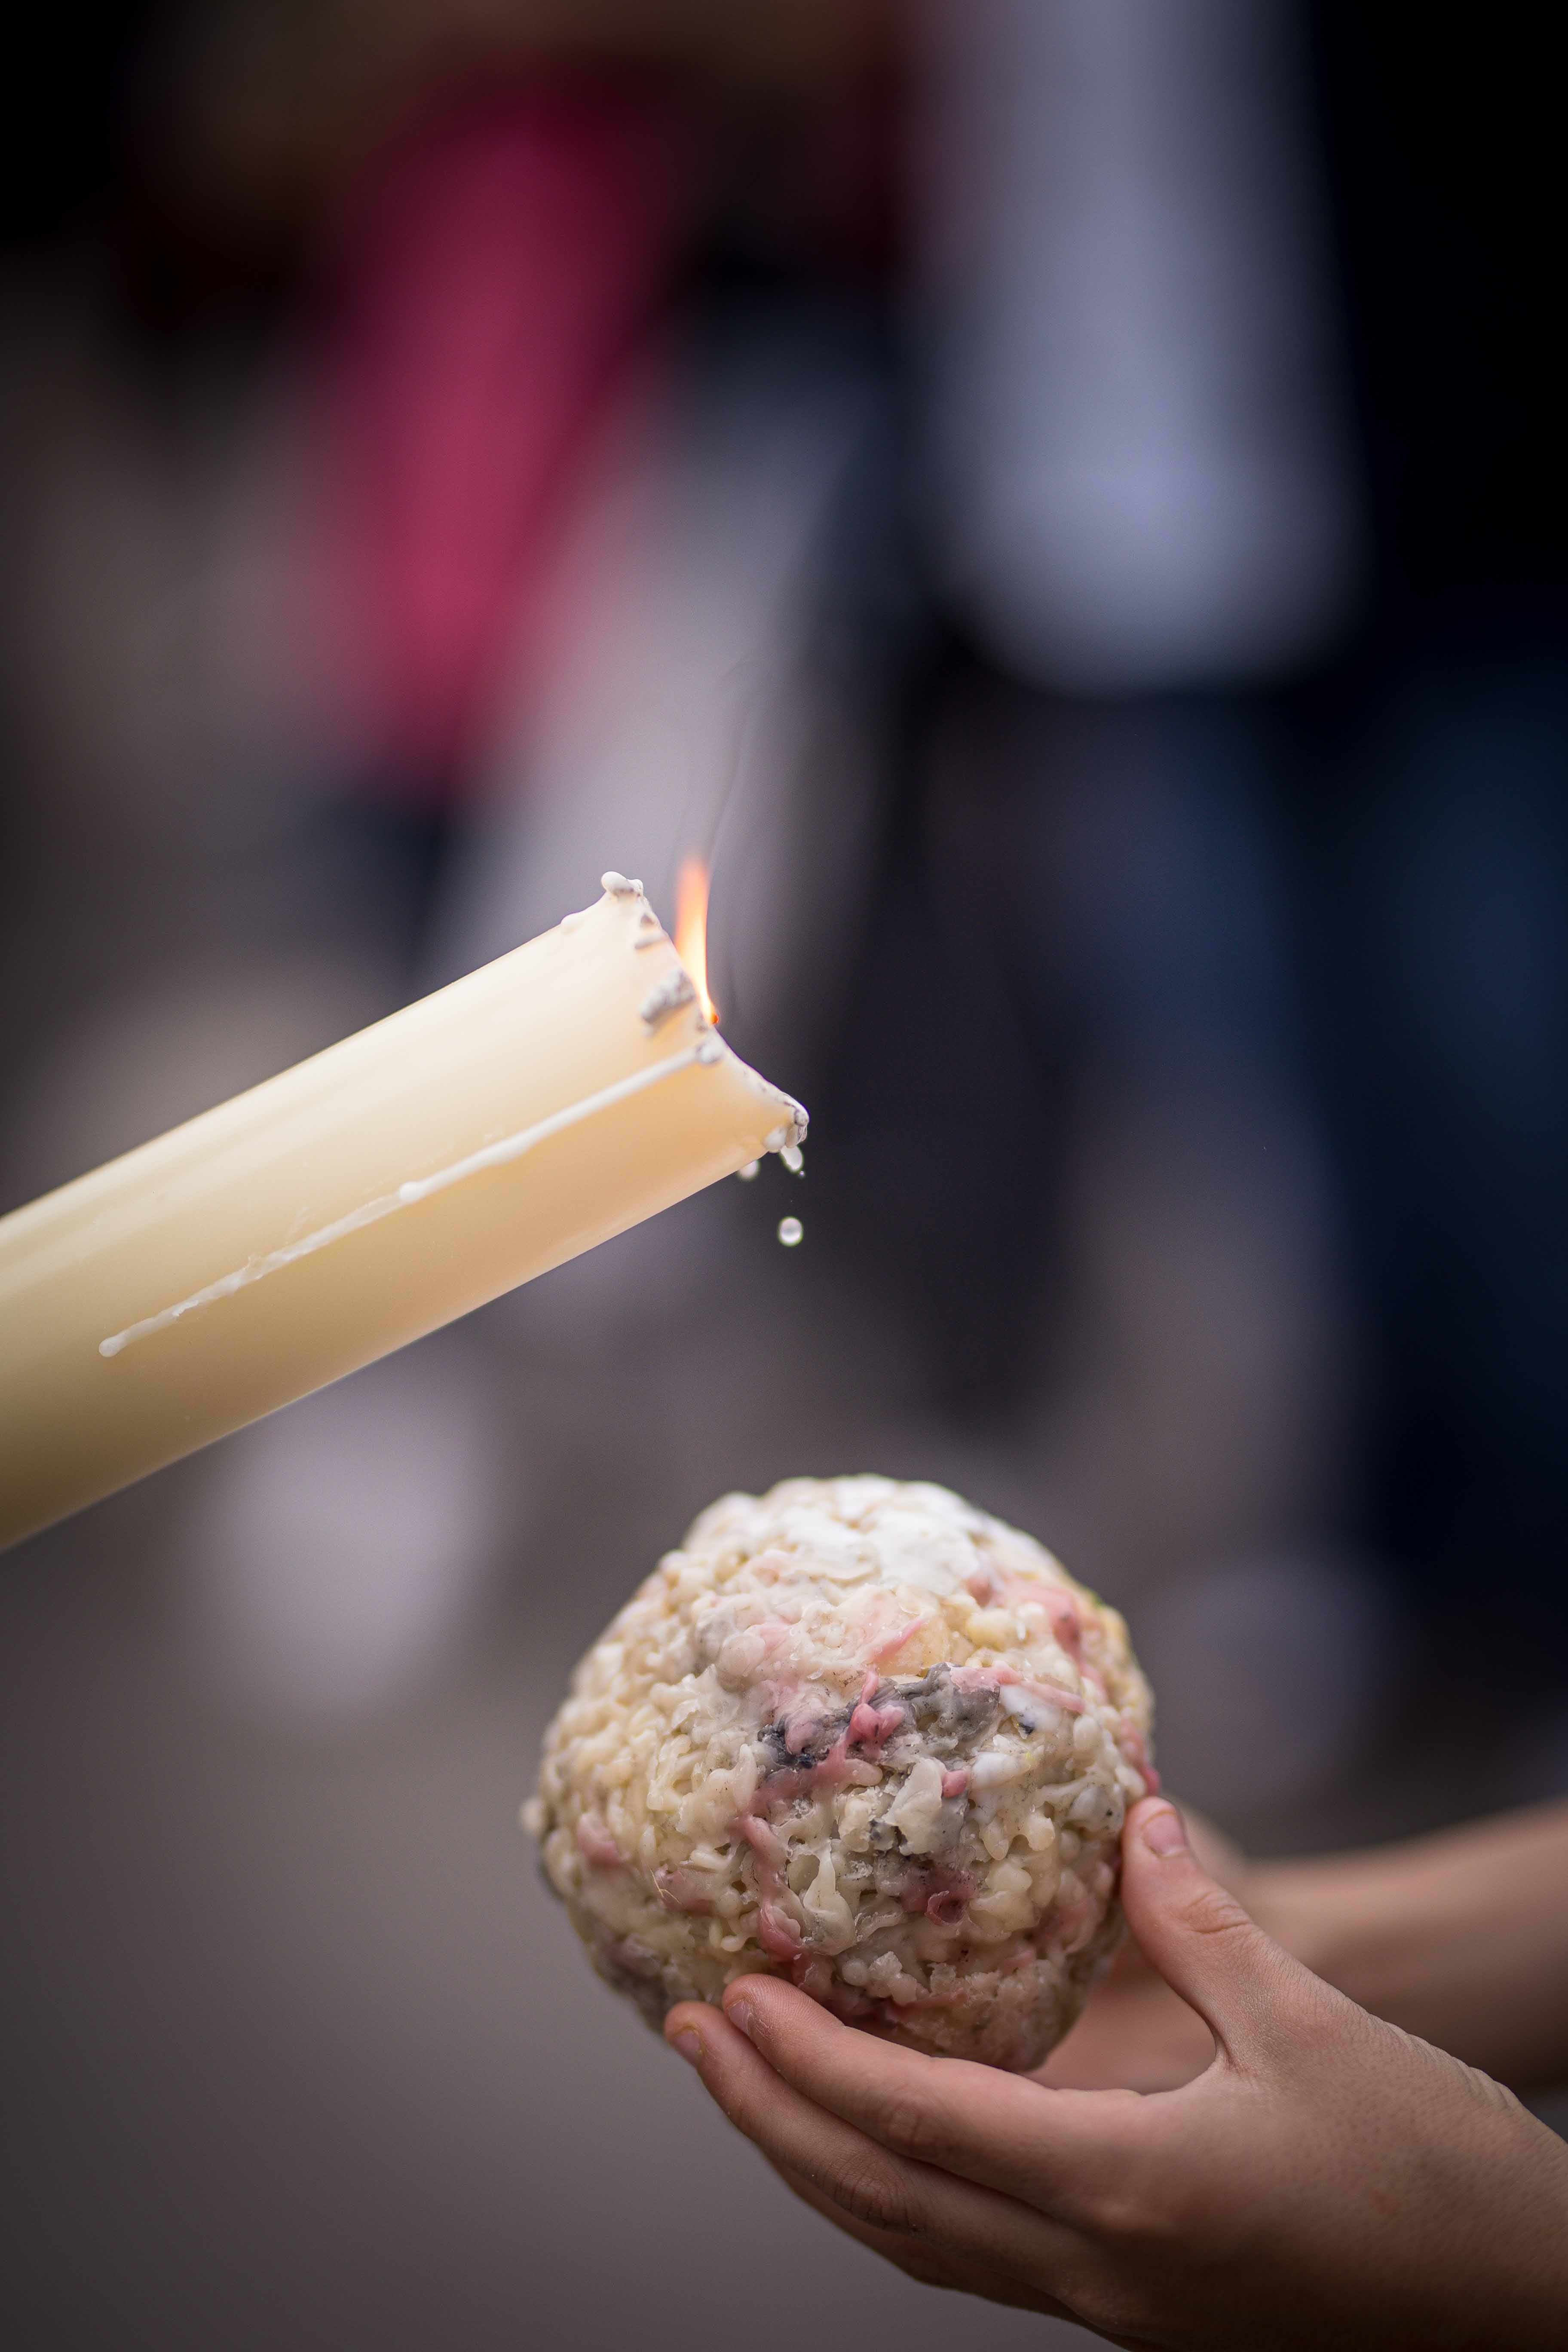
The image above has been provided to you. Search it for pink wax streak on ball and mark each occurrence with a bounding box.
[525,1476,1154,2071]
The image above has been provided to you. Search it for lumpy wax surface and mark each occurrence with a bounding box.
[526,1476,1155,2070]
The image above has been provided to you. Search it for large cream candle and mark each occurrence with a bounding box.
[0,874,805,1551]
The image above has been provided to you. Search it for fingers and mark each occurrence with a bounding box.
[710,1976,1143,2216]
[664,1998,1080,2287]
[1120,1799,1329,2068]
[763,2153,977,2297]
[763,2154,1084,2323]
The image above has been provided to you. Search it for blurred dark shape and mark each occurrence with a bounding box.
[0,9,145,249]
[1277,1,1568,1680]
[1312,4,1568,610]
[1283,662,1568,1674]
[817,655,1344,1442]
[809,640,1064,1414]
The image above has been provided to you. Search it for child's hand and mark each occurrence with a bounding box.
[666,1799,1568,2350]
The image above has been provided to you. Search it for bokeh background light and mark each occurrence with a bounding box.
[3,6,1565,2345]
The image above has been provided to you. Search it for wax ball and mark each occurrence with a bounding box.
[525,1477,1155,2070]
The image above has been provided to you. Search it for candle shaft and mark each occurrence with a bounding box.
[0,880,804,1550]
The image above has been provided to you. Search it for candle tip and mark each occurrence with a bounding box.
[601,871,641,897]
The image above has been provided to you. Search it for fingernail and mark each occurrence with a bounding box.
[726,1996,757,2042]
[671,2028,704,2069]
[1142,1803,1188,1857]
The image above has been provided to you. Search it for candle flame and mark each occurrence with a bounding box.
[674,855,716,1023]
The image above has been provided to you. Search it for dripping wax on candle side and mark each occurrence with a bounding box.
[99,1041,711,1360]
[0,873,805,1549]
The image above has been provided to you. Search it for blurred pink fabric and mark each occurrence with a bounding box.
[320,80,704,795]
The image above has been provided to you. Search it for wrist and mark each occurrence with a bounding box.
[1246,1812,1568,2090]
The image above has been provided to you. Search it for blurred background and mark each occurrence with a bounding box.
[2,4,1565,2345]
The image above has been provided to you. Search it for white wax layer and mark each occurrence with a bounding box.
[0,883,805,1549]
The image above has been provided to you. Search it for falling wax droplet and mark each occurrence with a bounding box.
[780,1144,804,1175]
[778,1217,803,1248]
[737,1161,760,1182]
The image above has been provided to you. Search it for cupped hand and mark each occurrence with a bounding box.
[665,1800,1568,2351]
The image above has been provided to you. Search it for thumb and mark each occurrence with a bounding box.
[1119,1798,1324,2067]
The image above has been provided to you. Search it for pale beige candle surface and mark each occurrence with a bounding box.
[0,876,805,1551]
